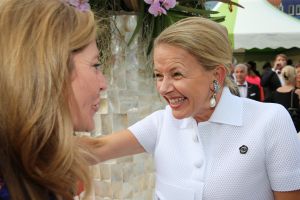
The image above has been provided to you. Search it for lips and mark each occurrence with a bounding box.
[92,100,100,112]
[93,104,99,112]
[166,96,187,108]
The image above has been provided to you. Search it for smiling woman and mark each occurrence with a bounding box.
[83,16,300,200]
[153,44,218,122]
[0,0,107,199]
[70,41,107,132]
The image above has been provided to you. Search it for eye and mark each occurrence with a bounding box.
[153,73,163,81]
[172,72,183,79]
[92,63,102,71]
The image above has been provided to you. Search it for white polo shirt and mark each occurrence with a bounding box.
[129,87,300,200]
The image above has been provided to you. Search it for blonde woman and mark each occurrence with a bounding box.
[265,66,299,132]
[84,17,300,200]
[0,0,107,199]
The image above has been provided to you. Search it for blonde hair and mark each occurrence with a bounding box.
[153,17,238,94]
[0,0,98,199]
[281,65,296,85]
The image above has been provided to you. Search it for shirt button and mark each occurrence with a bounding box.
[193,133,199,142]
[194,160,204,168]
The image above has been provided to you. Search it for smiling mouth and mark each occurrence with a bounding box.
[93,103,100,112]
[168,97,187,107]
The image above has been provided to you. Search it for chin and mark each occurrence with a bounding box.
[84,124,95,132]
[172,111,187,120]
[74,122,95,132]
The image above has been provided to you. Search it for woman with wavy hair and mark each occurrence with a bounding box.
[0,0,107,199]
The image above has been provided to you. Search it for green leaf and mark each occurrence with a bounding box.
[209,16,226,23]
[173,5,219,15]
[127,0,145,46]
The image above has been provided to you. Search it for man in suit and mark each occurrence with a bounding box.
[261,54,287,101]
[234,63,261,101]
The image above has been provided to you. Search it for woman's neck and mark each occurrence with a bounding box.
[194,88,223,123]
[277,85,294,92]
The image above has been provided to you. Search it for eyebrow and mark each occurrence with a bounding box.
[154,66,182,72]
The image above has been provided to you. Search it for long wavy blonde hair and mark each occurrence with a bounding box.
[0,0,99,199]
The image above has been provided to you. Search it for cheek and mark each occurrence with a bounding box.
[156,81,165,95]
[72,80,84,104]
[71,77,94,110]
[156,81,160,90]
[174,81,197,96]
[73,71,98,94]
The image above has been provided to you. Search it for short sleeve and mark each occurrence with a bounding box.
[265,104,300,191]
[128,109,164,154]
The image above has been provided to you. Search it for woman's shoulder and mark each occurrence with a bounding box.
[243,96,287,115]
[276,86,294,93]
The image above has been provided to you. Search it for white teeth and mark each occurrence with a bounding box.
[169,97,185,105]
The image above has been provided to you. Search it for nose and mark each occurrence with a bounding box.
[98,72,107,92]
[157,77,173,95]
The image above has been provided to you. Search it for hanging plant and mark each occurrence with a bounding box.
[89,0,243,54]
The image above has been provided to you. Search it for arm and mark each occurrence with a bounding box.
[274,190,300,200]
[265,105,300,195]
[79,109,163,164]
[78,129,145,164]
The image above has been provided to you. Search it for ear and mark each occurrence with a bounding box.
[213,65,227,86]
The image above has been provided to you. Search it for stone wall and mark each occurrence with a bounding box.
[86,15,165,200]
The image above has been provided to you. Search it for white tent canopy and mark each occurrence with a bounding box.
[213,0,300,50]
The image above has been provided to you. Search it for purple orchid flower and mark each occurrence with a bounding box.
[144,0,156,4]
[148,2,167,16]
[67,0,90,12]
[161,0,176,10]
[144,0,176,16]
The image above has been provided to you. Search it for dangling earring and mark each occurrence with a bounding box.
[210,80,219,108]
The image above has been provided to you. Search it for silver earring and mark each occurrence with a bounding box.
[210,80,219,108]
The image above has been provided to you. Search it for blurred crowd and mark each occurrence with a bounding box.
[231,54,300,132]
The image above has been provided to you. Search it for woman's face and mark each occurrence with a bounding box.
[70,40,107,132]
[153,44,215,121]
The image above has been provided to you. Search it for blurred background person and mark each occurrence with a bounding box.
[247,61,261,78]
[261,54,288,100]
[273,54,288,82]
[234,63,261,101]
[262,61,272,73]
[246,61,264,101]
[287,59,294,66]
[265,66,299,132]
